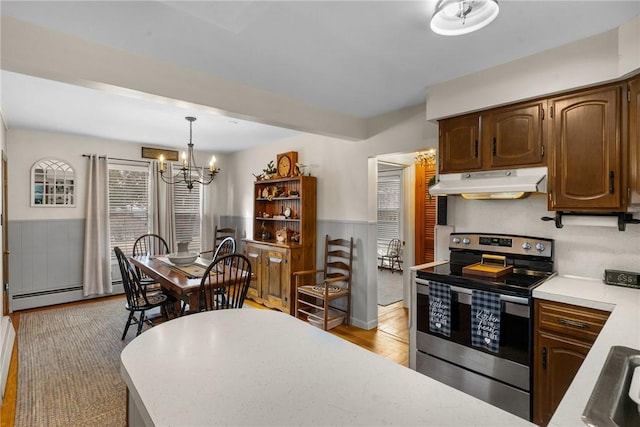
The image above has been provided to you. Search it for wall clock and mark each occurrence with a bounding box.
[277,151,298,178]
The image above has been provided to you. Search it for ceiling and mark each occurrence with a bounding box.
[1,1,639,153]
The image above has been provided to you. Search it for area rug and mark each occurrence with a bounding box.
[377,269,404,306]
[15,297,141,427]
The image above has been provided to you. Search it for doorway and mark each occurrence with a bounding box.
[376,161,404,307]
[373,151,437,322]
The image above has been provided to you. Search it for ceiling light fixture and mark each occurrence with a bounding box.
[158,116,220,190]
[430,0,499,36]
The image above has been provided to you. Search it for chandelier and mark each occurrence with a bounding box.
[159,116,220,190]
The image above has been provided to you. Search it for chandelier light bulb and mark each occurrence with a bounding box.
[158,116,220,190]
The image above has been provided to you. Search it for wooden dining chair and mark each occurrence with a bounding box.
[214,226,237,247]
[132,233,170,287]
[379,238,402,273]
[114,247,178,339]
[200,226,237,259]
[198,253,252,311]
[211,236,236,260]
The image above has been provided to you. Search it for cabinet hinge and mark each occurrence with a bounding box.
[542,347,547,369]
[549,106,553,118]
[541,107,544,120]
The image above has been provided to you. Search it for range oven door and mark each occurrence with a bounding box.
[415,278,532,420]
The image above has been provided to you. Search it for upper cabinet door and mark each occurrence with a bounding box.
[548,85,623,210]
[629,77,640,204]
[439,114,482,173]
[485,102,545,169]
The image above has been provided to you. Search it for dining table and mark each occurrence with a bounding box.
[129,255,214,314]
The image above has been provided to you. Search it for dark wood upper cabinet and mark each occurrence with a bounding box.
[438,113,482,173]
[629,76,640,204]
[438,101,545,173]
[547,84,625,211]
[484,101,545,168]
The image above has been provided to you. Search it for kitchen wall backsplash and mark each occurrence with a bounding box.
[449,195,640,280]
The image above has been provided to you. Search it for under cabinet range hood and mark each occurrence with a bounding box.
[429,167,547,199]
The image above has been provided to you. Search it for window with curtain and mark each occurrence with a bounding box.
[377,168,402,255]
[107,160,203,275]
[108,162,150,262]
[173,177,202,253]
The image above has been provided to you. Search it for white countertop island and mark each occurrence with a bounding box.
[121,309,530,426]
[533,275,640,427]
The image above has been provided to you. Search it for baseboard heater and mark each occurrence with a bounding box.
[12,285,83,299]
[1,316,16,404]
[10,285,124,312]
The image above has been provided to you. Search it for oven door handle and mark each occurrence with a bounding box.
[416,278,530,306]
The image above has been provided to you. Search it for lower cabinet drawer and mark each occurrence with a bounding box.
[536,300,609,343]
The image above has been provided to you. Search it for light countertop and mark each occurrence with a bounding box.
[121,276,639,426]
[121,309,530,426]
[533,275,640,427]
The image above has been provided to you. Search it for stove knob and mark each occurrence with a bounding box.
[462,238,471,245]
[452,237,461,244]
[522,242,531,250]
[535,243,545,252]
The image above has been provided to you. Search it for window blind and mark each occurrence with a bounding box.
[377,171,401,251]
[108,163,150,259]
[173,177,202,253]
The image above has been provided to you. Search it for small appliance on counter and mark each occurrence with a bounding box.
[604,269,640,289]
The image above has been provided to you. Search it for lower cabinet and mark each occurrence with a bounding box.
[244,240,308,314]
[533,299,610,426]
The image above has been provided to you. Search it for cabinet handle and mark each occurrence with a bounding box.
[492,137,497,156]
[609,171,615,194]
[542,346,547,370]
[557,318,590,329]
[474,140,479,158]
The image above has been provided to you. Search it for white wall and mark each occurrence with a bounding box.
[6,128,225,224]
[426,15,640,120]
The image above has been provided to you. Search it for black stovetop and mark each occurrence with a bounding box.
[416,262,555,297]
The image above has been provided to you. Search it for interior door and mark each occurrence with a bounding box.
[415,161,436,264]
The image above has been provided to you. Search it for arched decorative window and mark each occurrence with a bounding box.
[31,158,75,207]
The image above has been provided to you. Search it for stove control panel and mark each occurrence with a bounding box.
[450,233,553,258]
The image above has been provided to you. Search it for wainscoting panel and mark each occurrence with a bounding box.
[223,215,377,329]
[7,219,121,311]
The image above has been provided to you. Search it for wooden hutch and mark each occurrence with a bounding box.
[244,173,317,314]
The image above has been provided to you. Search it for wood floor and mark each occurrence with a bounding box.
[0,298,408,426]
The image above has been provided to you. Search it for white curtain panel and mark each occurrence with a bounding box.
[82,155,112,296]
[151,162,176,252]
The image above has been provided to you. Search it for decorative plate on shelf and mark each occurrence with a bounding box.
[284,207,292,218]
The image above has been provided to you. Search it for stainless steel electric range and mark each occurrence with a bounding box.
[414,232,555,421]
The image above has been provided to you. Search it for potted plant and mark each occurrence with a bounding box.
[263,160,277,179]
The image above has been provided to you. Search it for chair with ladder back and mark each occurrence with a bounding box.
[294,235,354,330]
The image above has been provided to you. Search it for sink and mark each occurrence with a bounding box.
[582,346,640,427]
